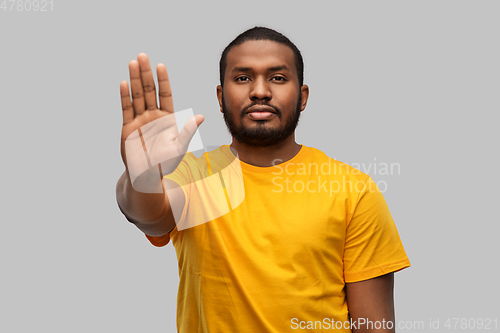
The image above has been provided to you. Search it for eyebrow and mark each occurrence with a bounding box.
[231,65,291,73]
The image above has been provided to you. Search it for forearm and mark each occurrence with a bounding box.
[116,170,175,236]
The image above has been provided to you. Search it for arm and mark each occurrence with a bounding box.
[345,273,395,333]
[116,53,202,237]
[116,170,184,237]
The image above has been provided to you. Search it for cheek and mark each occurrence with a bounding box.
[224,89,245,108]
[282,91,299,109]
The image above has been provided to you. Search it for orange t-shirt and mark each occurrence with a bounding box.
[146,145,410,332]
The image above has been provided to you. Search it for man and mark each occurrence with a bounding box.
[116,27,410,332]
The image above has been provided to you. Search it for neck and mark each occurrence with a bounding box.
[229,134,302,167]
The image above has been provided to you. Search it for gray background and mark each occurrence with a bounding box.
[1,0,498,332]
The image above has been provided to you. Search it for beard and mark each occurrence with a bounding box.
[222,94,302,148]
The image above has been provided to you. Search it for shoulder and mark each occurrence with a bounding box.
[204,145,239,174]
[305,146,370,183]
[164,145,228,184]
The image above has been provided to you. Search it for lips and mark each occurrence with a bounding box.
[246,105,276,114]
[245,105,277,120]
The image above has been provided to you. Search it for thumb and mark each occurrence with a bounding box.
[178,114,204,148]
[193,114,205,128]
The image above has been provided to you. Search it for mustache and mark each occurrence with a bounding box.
[241,102,281,117]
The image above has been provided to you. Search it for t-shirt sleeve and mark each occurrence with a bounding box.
[343,176,410,283]
[145,232,171,247]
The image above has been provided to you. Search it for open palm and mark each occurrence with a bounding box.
[120,53,204,191]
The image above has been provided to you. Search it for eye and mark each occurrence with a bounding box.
[271,76,287,82]
[235,76,250,82]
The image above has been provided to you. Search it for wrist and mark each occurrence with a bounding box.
[128,165,164,194]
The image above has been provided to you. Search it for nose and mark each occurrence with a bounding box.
[249,77,272,101]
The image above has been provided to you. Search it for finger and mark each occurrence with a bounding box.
[129,59,146,116]
[157,63,174,113]
[177,114,205,149]
[120,81,134,125]
[193,114,205,128]
[137,53,158,111]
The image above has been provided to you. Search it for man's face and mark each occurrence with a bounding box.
[217,40,308,147]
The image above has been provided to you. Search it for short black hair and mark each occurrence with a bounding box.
[219,26,304,88]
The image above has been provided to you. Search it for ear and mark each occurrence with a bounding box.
[216,85,223,113]
[299,85,309,112]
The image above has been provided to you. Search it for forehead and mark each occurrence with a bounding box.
[225,40,296,75]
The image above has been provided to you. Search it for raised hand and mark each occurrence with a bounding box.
[120,53,204,192]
